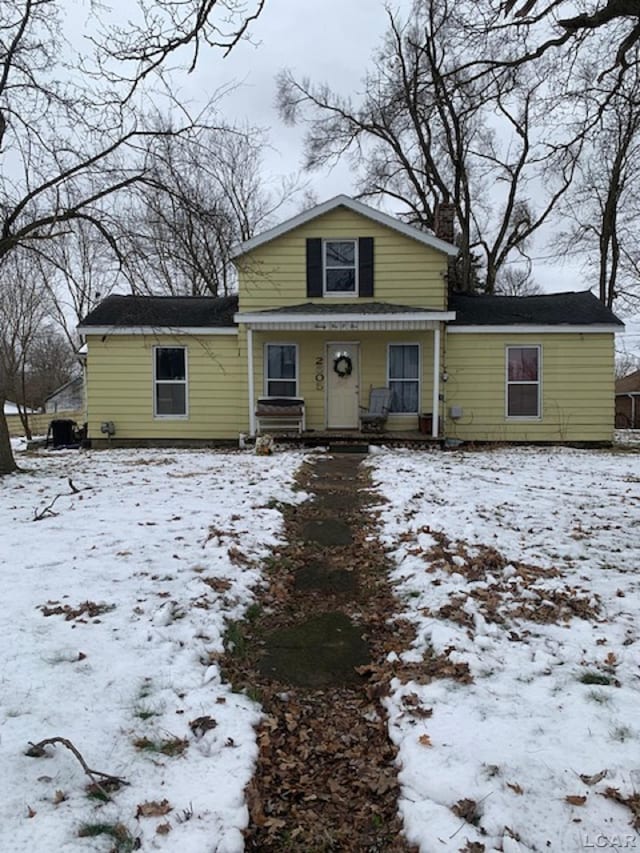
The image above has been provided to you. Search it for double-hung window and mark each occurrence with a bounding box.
[388,344,420,413]
[265,344,297,397]
[506,345,541,418]
[154,347,187,417]
[324,240,357,294]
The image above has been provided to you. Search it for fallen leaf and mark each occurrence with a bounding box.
[507,782,524,795]
[136,799,172,818]
[27,806,36,818]
[565,795,587,806]
[580,769,607,786]
[156,822,172,835]
[418,734,433,747]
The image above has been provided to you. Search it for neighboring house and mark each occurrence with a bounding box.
[77,195,623,446]
[3,401,37,415]
[615,369,640,429]
[44,374,85,414]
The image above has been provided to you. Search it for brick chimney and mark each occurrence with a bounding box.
[433,201,455,245]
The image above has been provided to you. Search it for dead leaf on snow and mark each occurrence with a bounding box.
[418,734,433,747]
[507,782,524,795]
[602,787,640,828]
[156,822,172,835]
[136,799,172,818]
[565,795,587,806]
[580,770,607,786]
[451,798,479,824]
[188,715,217,737]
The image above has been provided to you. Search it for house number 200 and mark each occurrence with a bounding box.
[315,357,324,390]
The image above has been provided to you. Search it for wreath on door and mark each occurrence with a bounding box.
[333,352,353,377]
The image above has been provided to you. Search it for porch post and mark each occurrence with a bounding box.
[247,326,256,437]
[431,324,441,438]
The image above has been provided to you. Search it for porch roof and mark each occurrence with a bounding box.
[234,301,455,331]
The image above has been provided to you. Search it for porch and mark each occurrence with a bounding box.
[234,301,454,440]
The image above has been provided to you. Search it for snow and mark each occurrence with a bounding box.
[369,445,640,852]
[0,446,307,852]
[3,441,639,852]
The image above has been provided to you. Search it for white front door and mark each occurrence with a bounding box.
[326,342,360,429]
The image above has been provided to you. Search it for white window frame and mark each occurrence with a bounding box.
[153,345,188,419]
[387,342,421,415]
[323,238,358,297]
[264,342,299,397]
[505,344,542,420]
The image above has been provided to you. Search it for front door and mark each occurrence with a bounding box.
[326,342,360,429]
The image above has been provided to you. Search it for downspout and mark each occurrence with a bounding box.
[432,324,441,438]
[247,326,256,437]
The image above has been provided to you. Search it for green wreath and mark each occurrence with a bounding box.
[333,353,353,377]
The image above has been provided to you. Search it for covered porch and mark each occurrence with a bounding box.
[234,302,454,439]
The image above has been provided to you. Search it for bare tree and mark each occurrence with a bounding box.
[554,47,640,309]
[0,254,58,439]
[97,0,266,95]
[495,263,542,296]
[0,0,266,474]
[500,0,640,82]
[277,0,576,293]
[123,122,299,296]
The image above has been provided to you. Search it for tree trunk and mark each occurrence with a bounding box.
[0,401,18,475]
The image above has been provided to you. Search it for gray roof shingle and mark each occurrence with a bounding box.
[79,294,239,328]
[449,290,623,326]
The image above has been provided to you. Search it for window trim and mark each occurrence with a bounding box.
[153,345,189,419]
[505,344,542,420]
[264,342,299,397]
[323,238,358,297]
[387,342,421,416]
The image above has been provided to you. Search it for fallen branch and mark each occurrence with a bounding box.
[33,478,88,521]
[26,737,128,800]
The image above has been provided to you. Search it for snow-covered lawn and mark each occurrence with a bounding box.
[3,441,639,852]
[0,446,306,853]
[370,446,640,852]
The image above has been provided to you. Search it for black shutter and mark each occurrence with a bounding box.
[306,238,323,297]
[358,237,374,297]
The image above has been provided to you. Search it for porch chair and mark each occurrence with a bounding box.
[359,387,392,433]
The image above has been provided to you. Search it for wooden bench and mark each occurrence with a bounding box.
[255,397,306,435]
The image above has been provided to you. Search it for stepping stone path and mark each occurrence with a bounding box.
[222,452,417,852]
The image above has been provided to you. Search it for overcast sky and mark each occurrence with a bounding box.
[74,0,640,353]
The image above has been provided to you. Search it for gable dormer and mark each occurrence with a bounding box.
[232,195,457,313]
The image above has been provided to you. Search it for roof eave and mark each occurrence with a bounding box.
[448,323,625,334]
[77,325,238,336]
[230,195,459,259]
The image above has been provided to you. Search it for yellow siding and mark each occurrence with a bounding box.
[445,333,615,442]
[250,330,436,431]
[237,207,448,312]
[85,333,244,440]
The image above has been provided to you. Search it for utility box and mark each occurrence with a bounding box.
[450,406,464,420]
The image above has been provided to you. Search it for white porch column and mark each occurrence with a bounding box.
[431,324,441,438]
[247,327,256,437]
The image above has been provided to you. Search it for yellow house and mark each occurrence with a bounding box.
[78,195,624,446]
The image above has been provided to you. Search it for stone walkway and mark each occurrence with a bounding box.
[223,452,416,852]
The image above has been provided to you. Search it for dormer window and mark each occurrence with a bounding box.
[324,240,357,295]
[306,237,373,298]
